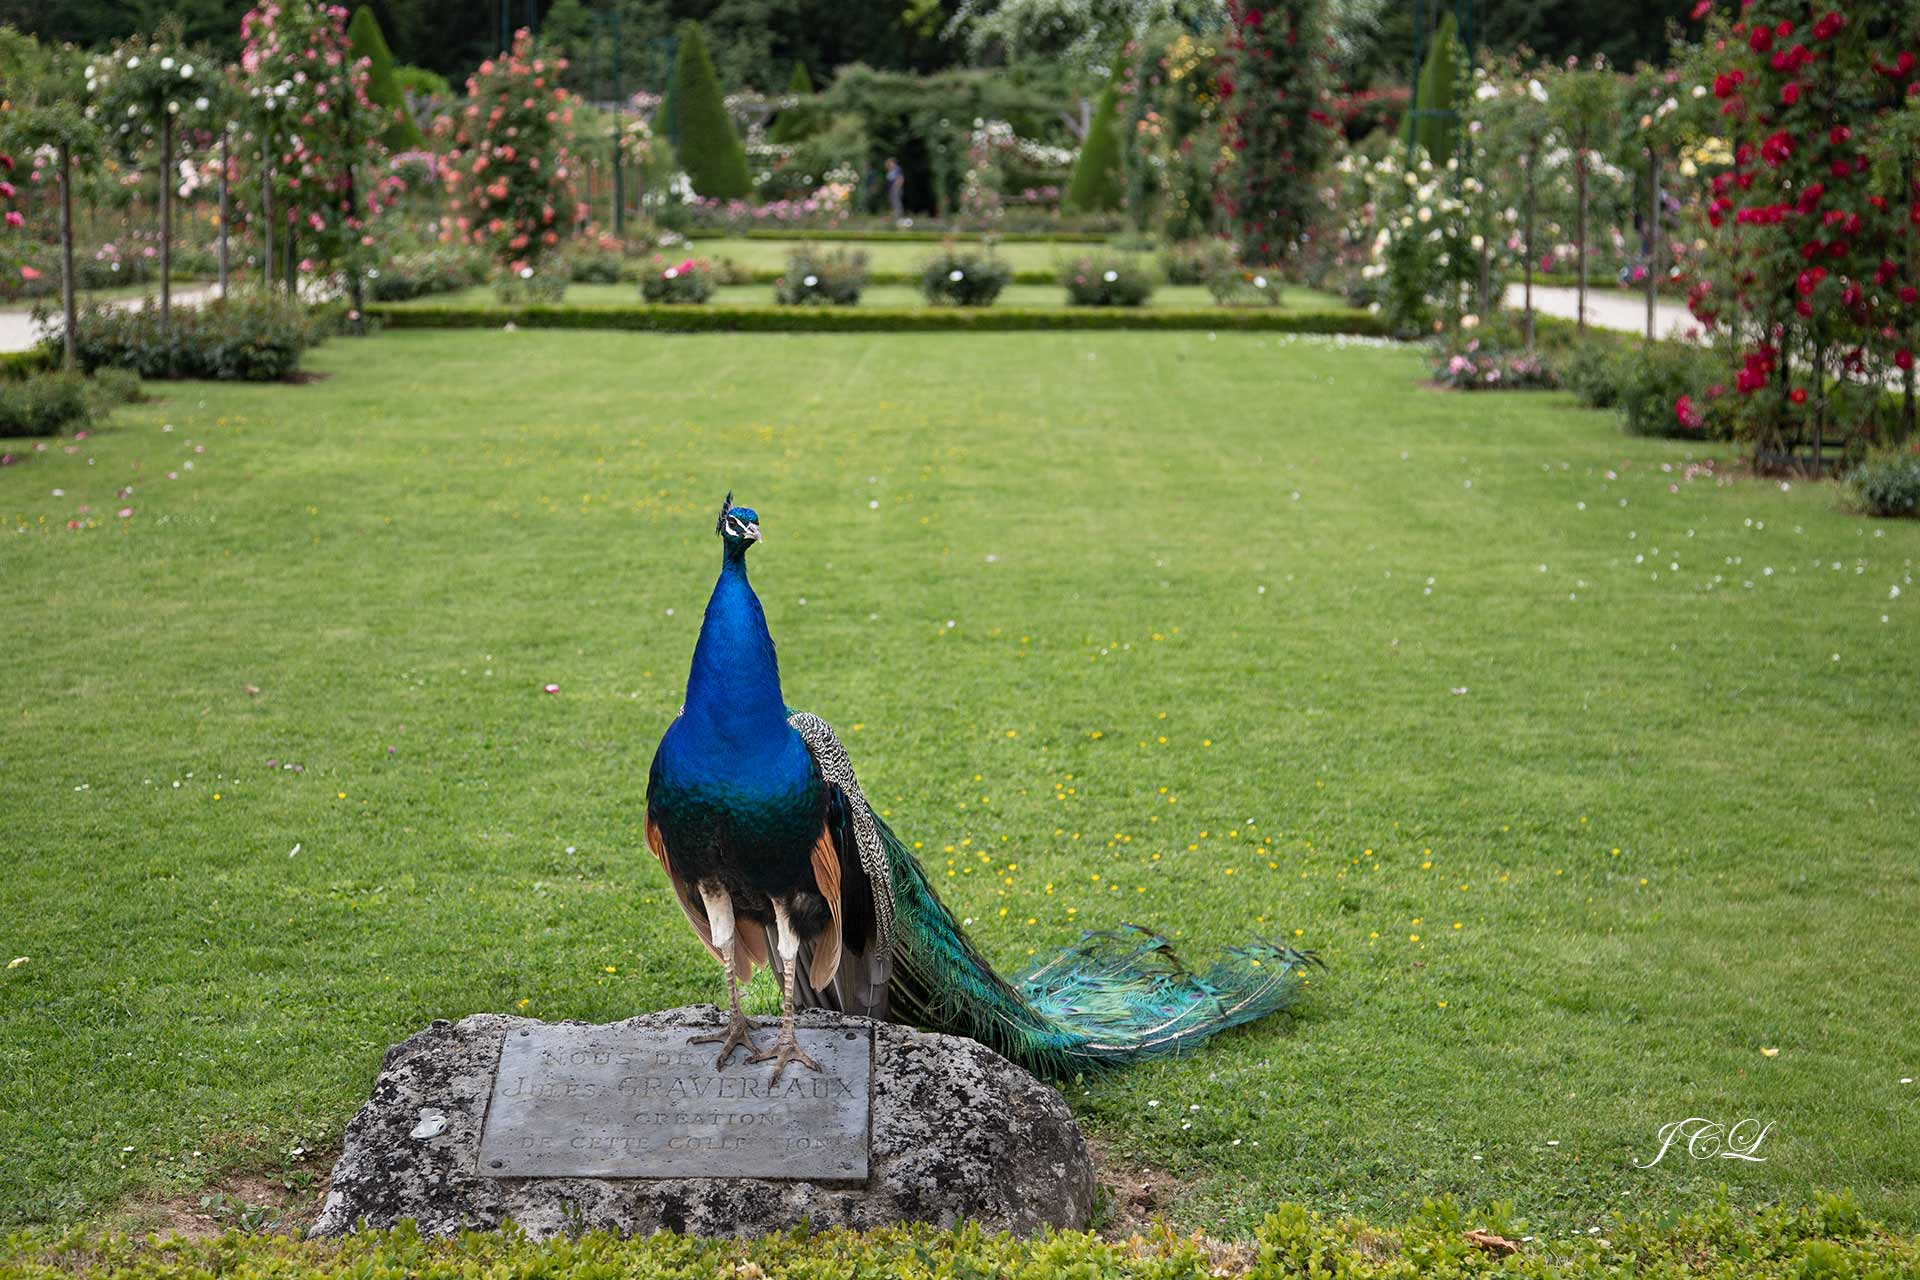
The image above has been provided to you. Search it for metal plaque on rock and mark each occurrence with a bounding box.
[476,1023,871,1181]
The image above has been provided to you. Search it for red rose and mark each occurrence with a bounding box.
[1782,82,1801,104]
[1899,349,1915,370]
[1749,25,1773,52]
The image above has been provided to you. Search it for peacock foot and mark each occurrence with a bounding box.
[749,1027,822,1084]
[689,1014,763,1070]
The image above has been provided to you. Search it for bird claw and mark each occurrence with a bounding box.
[689,1016,763,1070]
[749,1032,822,1084]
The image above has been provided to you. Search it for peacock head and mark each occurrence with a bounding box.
[716,492,762,554]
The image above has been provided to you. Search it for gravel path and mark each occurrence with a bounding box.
[0,284,223,354]
[1501,282,1696,339]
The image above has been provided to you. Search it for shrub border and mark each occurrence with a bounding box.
[0,349,56,380]
[364,303,1391,337]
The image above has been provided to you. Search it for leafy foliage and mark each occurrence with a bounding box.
[240,0,392,278]
[1221,0,1336,265]
[918,247,1014,305]
[1060,251,1154,305]
[773,246,869,305]
[1161,238,1236,284]
[1062,74,1123,213]
[1686,0,1920,462]
[437,29,579,273]
[638,255,718,303]
[347,6,424,151]
[1846,448,1920,516]
[0,371,93,438]
[492,265,569,304]
[1407,13,1461,166]
[670,22,752,200]
[58,296,319,381]
[1117,26,1226,241]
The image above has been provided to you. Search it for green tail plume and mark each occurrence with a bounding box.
[877,815,1320,1077]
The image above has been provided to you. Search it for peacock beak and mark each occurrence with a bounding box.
[744,522,762,543]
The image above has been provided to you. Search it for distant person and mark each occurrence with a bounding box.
[885,157,905,223]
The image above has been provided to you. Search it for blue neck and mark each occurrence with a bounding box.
[682,546,789,748]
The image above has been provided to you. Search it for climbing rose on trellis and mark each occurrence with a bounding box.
[1219,0,1337,265]
[240,0,391,273]
[1691,0,1918,458]
[438,29,581,274]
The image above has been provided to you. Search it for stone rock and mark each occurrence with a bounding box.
[313,1006,1095,1239]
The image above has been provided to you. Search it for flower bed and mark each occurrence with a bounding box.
[365,302,1390,336]
[638,257,717,304]
[918,250,1013,306]
[773,248,869,306]
[1060,254,1154,307]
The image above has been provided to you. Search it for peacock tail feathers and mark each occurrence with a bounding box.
[876,812,1321,1078]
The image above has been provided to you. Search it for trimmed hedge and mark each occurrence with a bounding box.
[0,349,56,381]
[365,303,1390,336]
[682,228,1113,244]
[0,1193,1911,1280]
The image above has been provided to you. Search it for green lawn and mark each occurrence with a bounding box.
[391,281,1355,311]
[2,330,1917,1237]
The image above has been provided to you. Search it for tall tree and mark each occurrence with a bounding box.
[1062,71,1122,212]
[86,25,211,335]
[348,6,424,150]
[669,20,752,199]
[1406,12,1459,165]
[1,34,100,367]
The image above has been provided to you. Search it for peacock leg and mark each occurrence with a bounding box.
[689,884,763,1068]
[749,898,823,1083]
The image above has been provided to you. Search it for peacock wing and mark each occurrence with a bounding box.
[789,711,893,1016]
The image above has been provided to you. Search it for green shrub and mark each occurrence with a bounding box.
[492,267,569,305]
[1207,264,1285,307]
[86,367,145,408]
[1846,449,1920,517]
[61,297,319,382]
[0,372,93,438]
[1162,239,1236,285]
[773,248,868,306]
[670,22,752,199]
[564,246,630,285]
[1060,253,1154,307]
[768,61,820,144]
[367,247,485,301]
[392,64,450,99]
[918,249,1013,306]
[1560,339,1624,409]
[638,255,717,304]
[0,1192,1916,1279]
[1611,341,1728,437]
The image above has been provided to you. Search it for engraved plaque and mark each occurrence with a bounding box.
[476,1024,871,1181]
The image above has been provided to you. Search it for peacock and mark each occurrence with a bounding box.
[645,495,1321,1082]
